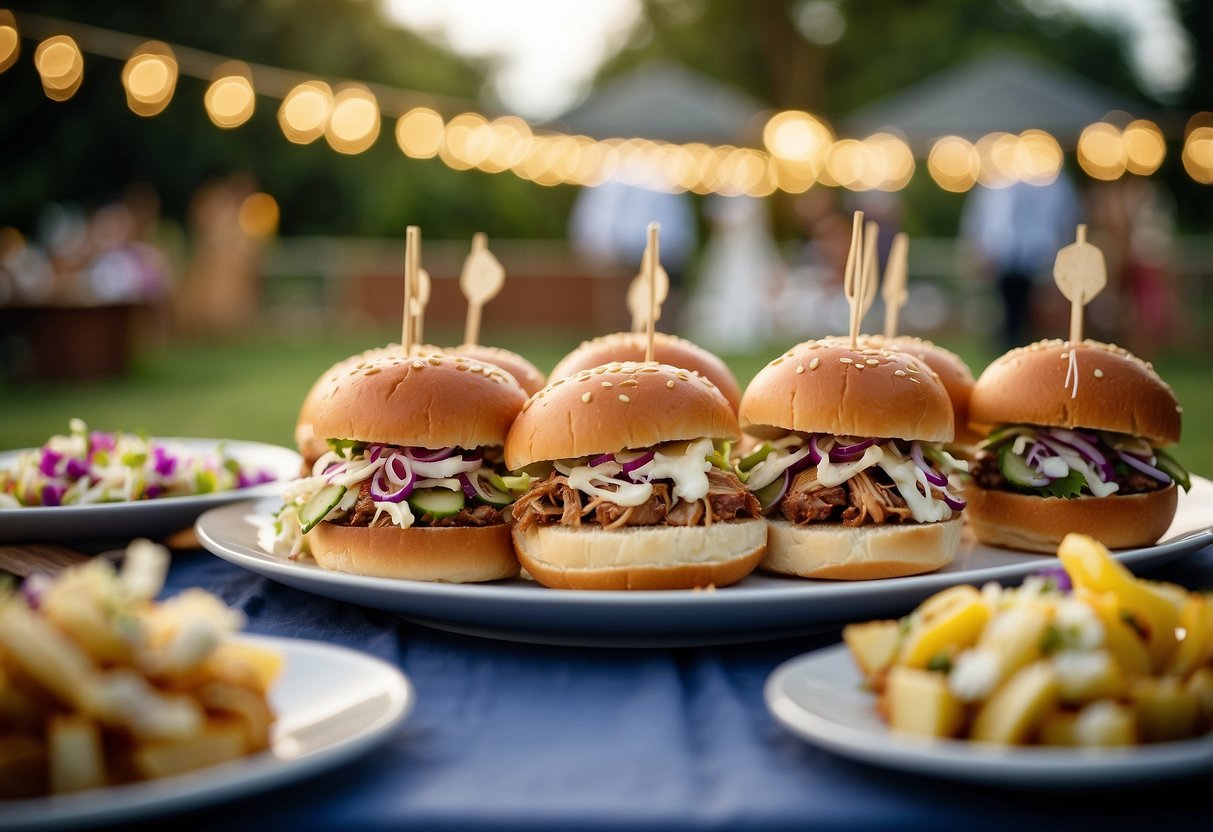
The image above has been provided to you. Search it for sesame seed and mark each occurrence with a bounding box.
[909,377,920,384]
[855,363,865,370]
[582,392,592,403]
[364,367,381,375]
[865,359,879,366]
[428,356,441,365]
[840,357,853,364]
[770,358,783,366]
[621,379,638,387]
[1177,405,1184,413]
[619,394,630,403]
[593,367,607,374]
[895,369,906,377]
[552,378,565,386]
[795,365,805,374]
[522,399,532,411]
[906,365,919,373]
[470,365,484,374]
[602,381,613,388]
[1093,369,1104,378]
[666,380,676,388]
[1060,352,1069,359]
[412,360,425,369]
[809,357,820,370]
[621,366,636,374]
[456,363,469,371]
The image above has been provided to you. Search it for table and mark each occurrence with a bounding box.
[129,546,1213,831]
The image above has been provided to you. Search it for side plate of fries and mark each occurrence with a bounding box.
[0,541,413,829]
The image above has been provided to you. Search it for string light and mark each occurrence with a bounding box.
[238,192,279,237]
[1122,119,1165,175]
[122,42,177,117]
[325,84,380,154]
[1183,114,1213,185]
[34,35,83,101]
[393,107,443,158]
[0,11,19,74]
[279,81,332,144]
[11,14,1212,192]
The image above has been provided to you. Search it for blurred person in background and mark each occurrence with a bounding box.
[685,194,784,351]
[960,173,1079,350]
[569,176,697,328]
[781,189,853,338]
[1086,177,1185,354]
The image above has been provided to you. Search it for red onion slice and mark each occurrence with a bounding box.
[1116,450,1171,484]
[829,437,877,462]
[807,435,823,466]
[620,451,656,475]
[370,467,412,502]
[410,456,481,478]
[590,453,615,467]
[759,470,791,513]
[941,493,966,512]
[910,442,949,487]
[406,446,454,463]
[1047,429,1116,482]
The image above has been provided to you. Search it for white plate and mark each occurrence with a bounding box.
[766,643,1213,787]
[193,476,1213,647]
[0,633,413,830]
[0,439,301,543]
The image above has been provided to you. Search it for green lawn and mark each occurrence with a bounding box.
[2,328,1210,478]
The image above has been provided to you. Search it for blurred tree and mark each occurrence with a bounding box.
[0,0,575,238]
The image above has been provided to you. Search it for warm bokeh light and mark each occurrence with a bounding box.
[975,132,1019,187]
[439,112,490,171]
[1077,122,1126,181]
[863,132,915,191]
[820,139,865,189]
[485,116,533,171]
[763,110,833,167]
[1183,114,1213,185]
[279,81,333,144]
[0,11,18,74]
[122,43,177,117]
[238,192,280,238]
[325,85,380,154]
[395,107,445,159]
[34,35,84,102]
[927,136,980,193]
[205,64,255,129]
[1122,119,1166,175]
[1012,129,1063,185]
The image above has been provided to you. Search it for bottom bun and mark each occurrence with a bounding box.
[964,484,1178,553]
[308,522,519,582]
[763,517,963,580]
[512,520,767,590]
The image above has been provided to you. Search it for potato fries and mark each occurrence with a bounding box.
[844,533,1213,746]
[0,540,280,798]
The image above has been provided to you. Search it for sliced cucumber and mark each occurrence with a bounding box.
[738,442,774,472]
[300,483,347,534]
[473,474,513,508]
[408,487,466,519]
[997,444,1045,489]
[1154,448,1191,492]
[500,473,534,493]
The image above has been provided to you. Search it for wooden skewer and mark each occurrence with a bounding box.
[645,222,660,363]
[842,210,865,349]
[1052,223,1106,346]
[860,220,880,326]
[459,232,506,347]
[403,226,419,355]
[882,232,909,338]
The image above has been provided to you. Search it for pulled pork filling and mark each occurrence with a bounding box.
[512,467,760,532]
[779,467,913,527]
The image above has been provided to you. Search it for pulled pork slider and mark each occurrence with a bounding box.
[738,340,968,580]
[506,361,765,590]
[270,351,528,582]
[966,339,1188,553]
[548,332,743,412]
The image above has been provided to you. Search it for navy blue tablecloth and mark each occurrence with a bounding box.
[130,547,1213,831]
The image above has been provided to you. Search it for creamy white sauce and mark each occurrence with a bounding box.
[816,445,883,487]
[875,445,953,523]
[561,438,716,507]
[372,499,415,529]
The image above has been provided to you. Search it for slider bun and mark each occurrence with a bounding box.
[843,335,981,447]
[968,339,1181,446]
[964,484,1178,553]
[740,340,955,443]
[308,351,526,451]
[505,361,739,470]
[446,343,546,396]
[512,519,766,590]
[308,522,519,582]
[295,343,441,464]
[761,517,962,580]
[549,332,742,412]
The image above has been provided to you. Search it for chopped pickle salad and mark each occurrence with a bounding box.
[973,425,1190,499]
[0,420,275,508]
